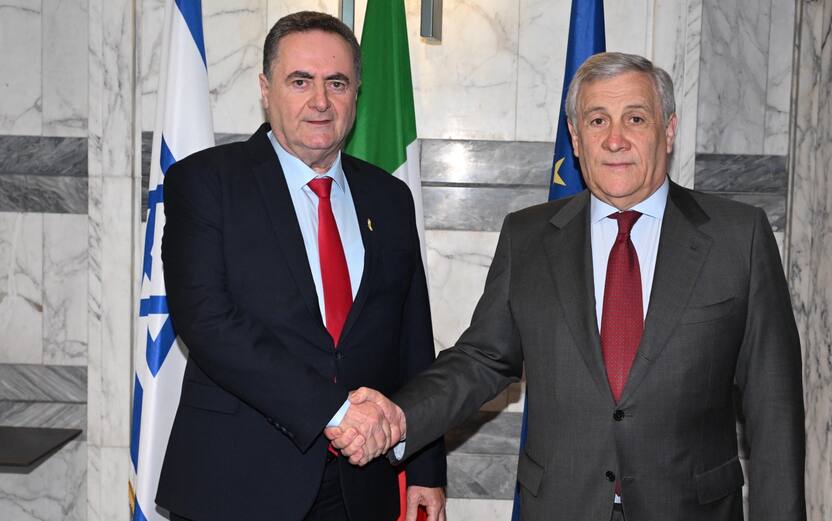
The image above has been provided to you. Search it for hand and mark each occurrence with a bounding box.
[325,400,391,465]
[324,387,406,465]
[406,486,446,521]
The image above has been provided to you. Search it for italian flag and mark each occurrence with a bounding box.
[345,2,428,520]
[345,0,426,262]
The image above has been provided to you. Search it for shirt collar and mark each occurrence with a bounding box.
[267,130,346,194]
[590,176,669,223]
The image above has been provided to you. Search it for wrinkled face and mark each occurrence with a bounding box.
[568,71,677,210]
[258,30,357,173]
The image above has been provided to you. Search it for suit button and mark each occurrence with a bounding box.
[613,409,625,421]
[606,471,616,482]
[335,351,344,360]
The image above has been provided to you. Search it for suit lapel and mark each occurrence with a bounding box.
[543,192,611,402]
[338,158,378,344]
[245,125,329,346]
[619,182,713,404]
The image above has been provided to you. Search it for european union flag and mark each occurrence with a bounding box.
[512,1,605,519]
[548,0,606,200]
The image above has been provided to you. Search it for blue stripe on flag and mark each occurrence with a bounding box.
[132,500,148,521]
[174,0,207,66]
[130,375,143,472]
[146,316,177,377]
[160,136,176,174]
[140,295,170,317]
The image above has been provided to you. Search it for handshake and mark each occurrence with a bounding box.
[324,387,405,466]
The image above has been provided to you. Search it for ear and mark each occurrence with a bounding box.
[258,73,271,109]
[665,113,678,153]
[567,120,580,157]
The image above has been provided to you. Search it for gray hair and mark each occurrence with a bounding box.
[565,52,675,126]
[263,11,361,83]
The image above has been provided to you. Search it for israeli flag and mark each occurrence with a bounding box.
[129,1,214,519]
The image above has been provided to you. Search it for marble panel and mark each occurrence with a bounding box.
[697,0,770,154]
[0,0,42,135]
[425,230,499,352]
[0,402,87,439]
[788,1,832,519]
[139,0,165,132]
[422,185,548,232]
[95,446,131,521]
[711,192,785,232]
[0,440,86,521]
[653,0,703,188]
[86,175,103,448]
[0,175,88,214]
[605,0,652,56]
[97,177,134,448]
[421,139,552,186]
[404,0,520,141]
[446,452,518,499]
[267,0,339,22]
[0,213,43,364]
[0,364,86,402]
[42,0,88,136]
[694,154,787,193]
[762,0,796,155]
[204,0,268,134]
[446,411,522,456]
[445,498,514,521]
[43,214,88,365]
[514,0,571,143]
[0,136,87,177]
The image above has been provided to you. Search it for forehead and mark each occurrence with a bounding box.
[274,30,354,77]
[578,71,659,112]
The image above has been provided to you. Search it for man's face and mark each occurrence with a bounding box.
[568,71,677,210]
[259,30,357,172]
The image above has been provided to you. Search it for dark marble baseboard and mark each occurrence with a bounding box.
[0,136,87,178]
[694,154,787,193]
[0,402,87,441]
[0,364,86,402]
[421,139,551,186]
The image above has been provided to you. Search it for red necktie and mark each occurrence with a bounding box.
[600,211,643,403]
[308,177,352,347]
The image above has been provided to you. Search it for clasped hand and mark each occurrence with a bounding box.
[324,387,405,466]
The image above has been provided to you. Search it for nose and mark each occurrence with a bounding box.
[602,121,630,152]
[308,83,330,112]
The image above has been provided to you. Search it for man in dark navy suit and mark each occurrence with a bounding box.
[155,11,445,521]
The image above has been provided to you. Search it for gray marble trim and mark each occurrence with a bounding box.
[0,364,86,402]
[0,175,87,213]
[694,154,787,193]
[446,411,522,455]
[421,139,552,186]
[422,185,549,232]
[701,191,786,232]
[0,136,87,177]
[446,453,518,500]
[0,402,86,440]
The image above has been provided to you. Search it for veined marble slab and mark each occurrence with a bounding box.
[0,176,87,214]
[0,364,86,402]
[694,154,787,193]
[0,136,87,177]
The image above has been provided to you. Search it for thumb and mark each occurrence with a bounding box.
[348,386,373,404]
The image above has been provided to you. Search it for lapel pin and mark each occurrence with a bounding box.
[367,218,373,232]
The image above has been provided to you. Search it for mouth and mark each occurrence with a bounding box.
[305,120,332,126]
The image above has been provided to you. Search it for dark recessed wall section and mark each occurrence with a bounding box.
[0,135,87,213]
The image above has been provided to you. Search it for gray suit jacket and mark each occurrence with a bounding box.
[395,182,805,521]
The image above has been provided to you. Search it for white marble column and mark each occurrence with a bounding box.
[87,0,138,518]
[786,0,832,519]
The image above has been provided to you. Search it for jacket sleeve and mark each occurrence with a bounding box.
[162,157,348,453]
[734,208,806,520]
[394,214,524,459]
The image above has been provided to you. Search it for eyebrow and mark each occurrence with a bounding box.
[285,71,351,84]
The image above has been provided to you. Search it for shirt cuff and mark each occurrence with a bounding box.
[393,440,406,460]
[328,399,351,427]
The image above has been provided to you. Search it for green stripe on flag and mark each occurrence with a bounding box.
[345,0,416,174]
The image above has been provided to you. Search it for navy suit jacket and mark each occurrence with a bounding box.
[156,123,446,521]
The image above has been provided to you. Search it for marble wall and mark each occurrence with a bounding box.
[788,0,832,519]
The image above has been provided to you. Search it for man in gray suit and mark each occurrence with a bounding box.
[327,52,806,520]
